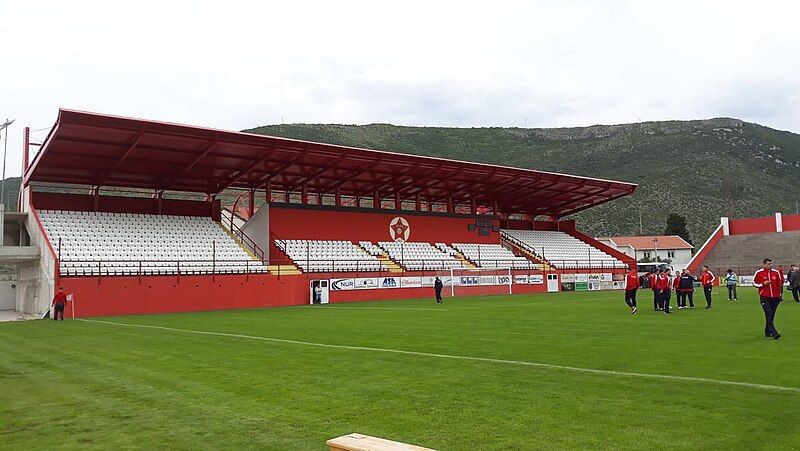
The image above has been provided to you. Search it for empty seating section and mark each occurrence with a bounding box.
[39,210,267,275]
[378,241,464,271]
[359,241,384,256]
[276,240,387,272]
[452,243,536,269]
[501,229,625,269]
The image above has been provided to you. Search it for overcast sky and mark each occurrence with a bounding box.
[1,0,798,177]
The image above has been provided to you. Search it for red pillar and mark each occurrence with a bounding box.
[265,181,272,203]
[394,193,401,211]
[446,196,454,214]
[301,185,308,204]
[470,197,477,215]
[415,194,421,212]
[373,191,381,210]
[248,189,255,217]
[335,188,342,207]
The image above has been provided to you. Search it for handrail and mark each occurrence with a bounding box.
[28,199,61,286]
[228,220,266,262]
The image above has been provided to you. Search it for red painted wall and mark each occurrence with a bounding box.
[728,216,775,235]
[63,274,307,317]
[269,205,499,257]
[32,192,219,218]
[781,213,800,232]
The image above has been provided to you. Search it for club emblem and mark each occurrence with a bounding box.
[389,217,410,242]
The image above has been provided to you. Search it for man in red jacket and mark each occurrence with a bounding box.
[51,286,68,321]
[699,266,715,309]
[651,269,662,311]
[659,268,673,314]
[753,258,784,339]
[623,266,639,314]
[673,270,684,308]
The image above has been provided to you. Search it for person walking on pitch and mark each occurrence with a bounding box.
[51,286,68,321]
[753,258,784,339]
[624,266,639,314]
[434,276,444,304]
[724,269,739,301]
[788,264,800,302]
[699,266,715,309]
[678,270,696,308]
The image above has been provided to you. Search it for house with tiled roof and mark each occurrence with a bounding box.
[597,235,694,271]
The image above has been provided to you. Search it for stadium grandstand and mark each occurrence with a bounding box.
[2,109,638,318]
[687,213,800,282]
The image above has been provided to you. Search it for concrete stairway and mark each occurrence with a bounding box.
[500,237,552,271]
[700,230,800,274]
[451,249,479,269]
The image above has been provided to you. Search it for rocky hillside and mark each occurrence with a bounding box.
[244,118,800,243]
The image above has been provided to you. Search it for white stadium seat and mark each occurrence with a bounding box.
[39,210,268,276]
[501,229,626,269]
[275,239,388,273]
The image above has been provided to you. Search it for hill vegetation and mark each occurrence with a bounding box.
[245,118,800,242]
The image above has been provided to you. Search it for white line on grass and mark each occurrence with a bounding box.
[79,319,800,394]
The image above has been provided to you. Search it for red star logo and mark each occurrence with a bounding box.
[389,217,410,241]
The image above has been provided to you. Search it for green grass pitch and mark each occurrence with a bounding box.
[1,287,799,449]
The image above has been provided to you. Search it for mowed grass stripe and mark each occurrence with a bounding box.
[79,318,800,394]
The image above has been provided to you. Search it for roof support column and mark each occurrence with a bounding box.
[301,184,308,205]
[415,194,421,212]
[470,197,477,215]
[394,193,401,211]
[265,181,272,203]
[91,186,100,212]
[446,196,454,214]
[153,189,163,215]
[335,188,342,207]
[493,199,499,216]
[248,189,255,218]
[373,191,381,210]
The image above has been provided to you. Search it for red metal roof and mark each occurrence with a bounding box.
[599,235,693,250]
[26,109,637,217]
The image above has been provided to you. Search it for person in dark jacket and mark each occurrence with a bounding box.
[434,276,444,303]
[788,264,799,302]
[678,270,697,309]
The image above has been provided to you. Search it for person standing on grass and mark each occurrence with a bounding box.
[725,269,739,301]
[624,266,639,314]
[660,268,673,314]
[753,258,784,339]
[699,266,715,309]
[788,264,800,302]
[679,270,697,308]
[652,268,662,311]
[52,286,68,321]
[673,270,683,308]
[434,276,444,304]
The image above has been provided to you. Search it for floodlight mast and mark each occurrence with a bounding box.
[0,119,16,212]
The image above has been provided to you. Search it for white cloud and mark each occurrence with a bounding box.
[1,0,799,177]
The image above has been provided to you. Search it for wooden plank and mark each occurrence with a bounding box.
[326,433,435,451]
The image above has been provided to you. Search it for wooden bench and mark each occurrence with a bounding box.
[327,433,435,451]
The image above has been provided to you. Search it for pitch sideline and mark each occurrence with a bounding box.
[79,318,800,394]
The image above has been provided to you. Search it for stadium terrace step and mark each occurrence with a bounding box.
[500,236,554,271]
[698,230,800,274]
[357,243,404,273]
[268,264,302,275]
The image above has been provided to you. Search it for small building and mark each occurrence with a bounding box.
[597,235,694,272]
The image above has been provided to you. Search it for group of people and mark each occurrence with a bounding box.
[623,265,715,314]
[623,259,796,340]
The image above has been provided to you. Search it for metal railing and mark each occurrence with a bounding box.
[59,258,269,277]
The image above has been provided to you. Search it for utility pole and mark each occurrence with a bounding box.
[0,119,16,212]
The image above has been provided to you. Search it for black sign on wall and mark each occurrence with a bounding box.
[468,220,496,236]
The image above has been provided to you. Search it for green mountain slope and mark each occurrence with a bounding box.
[244,118,800,243]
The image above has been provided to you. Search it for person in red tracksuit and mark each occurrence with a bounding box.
[51,286,68,321]
[651,269,662,311]
[673,270,683,308]
[753,258,785,339]
[659,268,673,314]
[624,267,639,314]
[699,266,715,309]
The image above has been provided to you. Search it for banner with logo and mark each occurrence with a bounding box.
[514,275,529,284]
[422,276,437,287]
[529,274,544,284]
[330,278,355,291]
[401,276,422,288]
[479,275,497,286]
[561,274,576,282]
[460,275,480,286]
[380,277,399,289]
[739,276,754,286]
[497,275,511,286]
[575,274,589,283]
[354,278,379,290]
